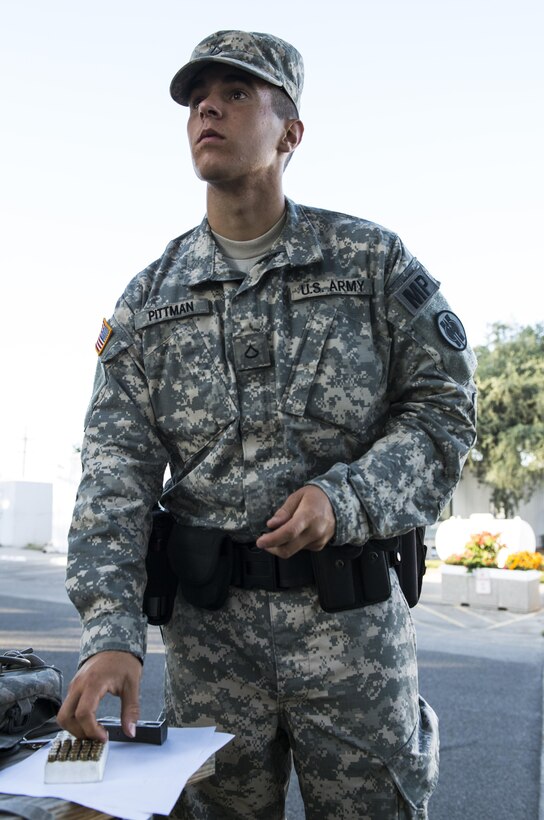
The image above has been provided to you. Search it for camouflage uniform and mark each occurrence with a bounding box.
[67,199,476,818]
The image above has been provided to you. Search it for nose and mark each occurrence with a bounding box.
[198,95,222,119]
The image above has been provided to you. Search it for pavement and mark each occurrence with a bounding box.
[415,565,544,820]
[1,545,543,819]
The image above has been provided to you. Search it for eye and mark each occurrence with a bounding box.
[230,89,248,101]
[190,95,204,110]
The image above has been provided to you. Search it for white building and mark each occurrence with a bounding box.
[0,481,53,548]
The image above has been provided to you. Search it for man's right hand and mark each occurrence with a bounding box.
[57,650,142,742]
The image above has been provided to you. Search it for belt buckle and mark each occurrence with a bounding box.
[244,545,279,591]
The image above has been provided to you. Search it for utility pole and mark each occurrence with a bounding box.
[21,428,28,479]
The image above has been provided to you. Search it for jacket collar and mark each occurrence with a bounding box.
[179,199,323,287]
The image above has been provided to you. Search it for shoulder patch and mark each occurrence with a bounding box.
[394,268,439,315]
[436,311,467,350]
[95,318,113,355]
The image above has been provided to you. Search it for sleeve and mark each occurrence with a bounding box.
[308,239,477,545]
[66,300,169,663]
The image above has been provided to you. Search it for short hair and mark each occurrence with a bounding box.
[269,85,299,121]
[268,86,299,168]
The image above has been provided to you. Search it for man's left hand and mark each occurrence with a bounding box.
[255,485,335,558]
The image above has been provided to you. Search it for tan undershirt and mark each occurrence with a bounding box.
[211,212,287,274]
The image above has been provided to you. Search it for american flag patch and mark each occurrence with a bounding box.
[95,318,113,355]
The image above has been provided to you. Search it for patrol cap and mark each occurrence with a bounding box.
[170,30,304,114]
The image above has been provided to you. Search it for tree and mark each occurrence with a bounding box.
[469,323,544,517]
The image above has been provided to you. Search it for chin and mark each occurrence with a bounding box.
[192,159,228,183]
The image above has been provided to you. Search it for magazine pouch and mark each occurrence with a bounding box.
[311,542,392,613]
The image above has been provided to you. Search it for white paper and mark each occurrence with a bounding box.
[475,570,492,594]
[0,727,233,820]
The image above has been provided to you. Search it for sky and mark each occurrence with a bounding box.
[1,0,542,520]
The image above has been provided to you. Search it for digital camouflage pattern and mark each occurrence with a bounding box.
[170,30,304,113]
[163,575,438,819]
[0,650,63,750]
[66,197,476,815]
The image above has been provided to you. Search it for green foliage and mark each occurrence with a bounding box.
[469,323,544,516]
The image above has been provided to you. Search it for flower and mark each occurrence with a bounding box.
[504,551,544,571]
[465,531,504,552]
[444,531,505,572]
[444,533,544,573]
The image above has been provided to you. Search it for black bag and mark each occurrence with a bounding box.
[0,649,62,755]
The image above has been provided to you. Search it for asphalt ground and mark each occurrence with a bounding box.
[1,546,543,820]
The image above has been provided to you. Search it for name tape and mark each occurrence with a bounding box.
[290,277,373,302]
[134,299,211,330]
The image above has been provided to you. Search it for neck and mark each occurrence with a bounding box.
[206,179,286,241]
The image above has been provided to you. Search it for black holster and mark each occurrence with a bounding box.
[393,527,427,608]
[166,524,233,611]
[142,507,178,626]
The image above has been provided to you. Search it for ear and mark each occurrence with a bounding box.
[279,119,304,156]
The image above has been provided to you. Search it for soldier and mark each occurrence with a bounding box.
[58,30,477,819]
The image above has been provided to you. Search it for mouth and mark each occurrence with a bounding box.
[197,128,225,144]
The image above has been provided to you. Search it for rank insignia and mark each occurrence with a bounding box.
[95,318,113,355]
[232,331,271,371]
[436,311,467,350]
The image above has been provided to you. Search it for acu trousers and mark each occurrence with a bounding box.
[161,571,438,819]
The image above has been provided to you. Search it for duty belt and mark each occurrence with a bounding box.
[230,542,315,591]
[144,516,413,620]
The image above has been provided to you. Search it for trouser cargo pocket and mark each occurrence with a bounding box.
[384,696,439,819]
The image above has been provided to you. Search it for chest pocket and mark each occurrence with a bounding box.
[279,303,389,437]
[142,318,238,462]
